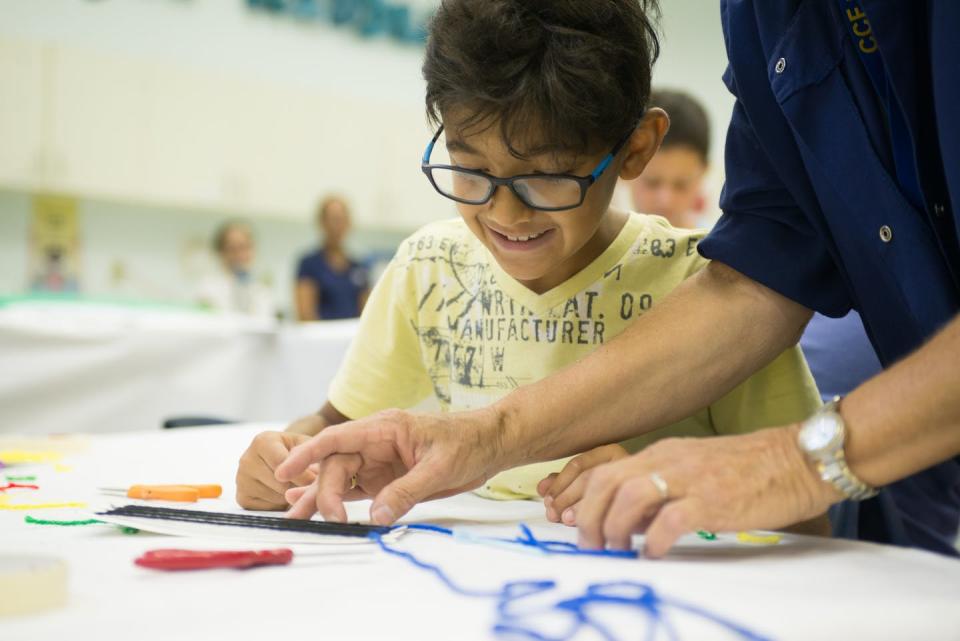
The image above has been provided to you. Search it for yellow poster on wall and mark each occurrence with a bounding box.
[30,194,81,293]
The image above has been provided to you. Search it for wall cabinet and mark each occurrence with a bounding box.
[0,40,47,190]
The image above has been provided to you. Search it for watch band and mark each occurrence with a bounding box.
[817,457,878,502]
[812,398,878,502]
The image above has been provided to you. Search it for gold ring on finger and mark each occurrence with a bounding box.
[649,472,669,501]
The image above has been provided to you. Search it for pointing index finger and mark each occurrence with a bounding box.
[275,425,361,482]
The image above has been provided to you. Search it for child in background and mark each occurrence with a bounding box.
[196,220,276,320]
[236,0,826,533]
[626,89,711,229]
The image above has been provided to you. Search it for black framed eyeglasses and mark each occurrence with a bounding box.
[420,125,633,212]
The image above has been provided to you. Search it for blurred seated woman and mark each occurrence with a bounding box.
[196,220,276,320]
[295,195,370,321]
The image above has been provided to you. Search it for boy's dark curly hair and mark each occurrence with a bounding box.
[423,0,661,159]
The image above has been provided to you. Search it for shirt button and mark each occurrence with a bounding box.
[775,57,787,73]
[879,225,893,243]
[933,203,945,217]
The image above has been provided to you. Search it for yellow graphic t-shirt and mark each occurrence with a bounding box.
[328,213,821,499]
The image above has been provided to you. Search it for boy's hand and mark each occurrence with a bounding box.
[538,444,629,526]
[236,431,318,510]
[276,408,504,524]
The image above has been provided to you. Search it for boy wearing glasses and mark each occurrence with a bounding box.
[237,0,825,532]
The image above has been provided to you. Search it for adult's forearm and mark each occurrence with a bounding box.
[842,313,960,486]
[494,261,813,467]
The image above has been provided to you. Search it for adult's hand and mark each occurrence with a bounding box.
[275,407,507,525]
[575,425,841,558]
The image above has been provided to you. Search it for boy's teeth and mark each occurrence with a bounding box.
[506,231,543,242]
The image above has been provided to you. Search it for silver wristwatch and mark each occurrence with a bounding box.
[797,396,878,501]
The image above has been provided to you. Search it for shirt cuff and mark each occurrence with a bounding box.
[699,212,852,318]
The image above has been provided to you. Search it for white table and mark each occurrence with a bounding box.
[2,425,960,641]
[0,302,358,434]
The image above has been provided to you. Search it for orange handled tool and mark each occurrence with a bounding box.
[99,484,222,502]
[153,484,221,498]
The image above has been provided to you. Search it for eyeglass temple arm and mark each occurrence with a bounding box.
[589,129,634,181]
[422,125,445,165]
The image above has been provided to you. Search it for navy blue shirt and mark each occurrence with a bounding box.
[701,0,960,555]
[296,250,369,320]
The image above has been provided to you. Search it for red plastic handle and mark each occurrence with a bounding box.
[134,548,293,571]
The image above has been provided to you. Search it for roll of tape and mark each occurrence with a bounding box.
[0,555,68,617]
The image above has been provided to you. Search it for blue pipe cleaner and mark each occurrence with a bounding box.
[401,523,635,559]
[373,523,774,641]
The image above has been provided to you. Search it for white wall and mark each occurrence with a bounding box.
[0,0,451,227]
[0,0,435,103]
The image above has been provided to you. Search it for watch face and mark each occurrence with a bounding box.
[800,414,839,452]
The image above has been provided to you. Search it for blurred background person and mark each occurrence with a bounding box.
[295,195,370,321]
[32,246,79,293]
[625,89,711,229]
[196,220,276,320]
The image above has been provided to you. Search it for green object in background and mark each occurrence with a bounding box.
[696,530,718,541]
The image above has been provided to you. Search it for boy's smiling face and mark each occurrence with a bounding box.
[441,109,667,294]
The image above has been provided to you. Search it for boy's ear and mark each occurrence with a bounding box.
[619,108,670,180]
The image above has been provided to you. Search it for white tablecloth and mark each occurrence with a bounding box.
[0,303,358,434]
[2,425,960,641]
